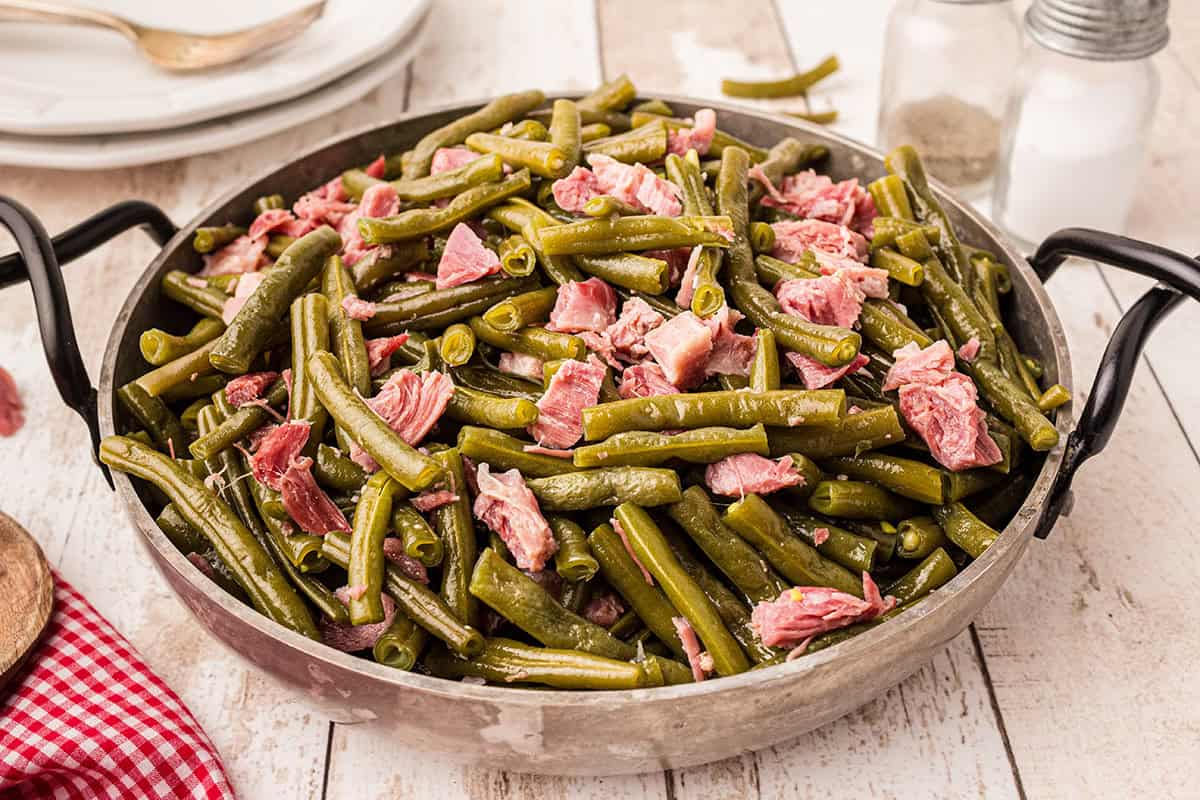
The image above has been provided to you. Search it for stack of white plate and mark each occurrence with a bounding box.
[0,0,430,169]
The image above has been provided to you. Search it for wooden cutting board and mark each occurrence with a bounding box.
[0,511,54,691]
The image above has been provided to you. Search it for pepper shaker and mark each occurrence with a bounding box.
[993,0,1169,247]
[876,0,1022,199]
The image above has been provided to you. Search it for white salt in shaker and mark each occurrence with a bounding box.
[992,0,1169,248]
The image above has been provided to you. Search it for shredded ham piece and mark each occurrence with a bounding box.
[673,616,709,682]
[667,108,717,156]
[279,456,351,535]
[545,278,617,333]
[200,234,267,277]
[409,490,459,512]
[350,371,455,471]
[0,367,24,436]
[365,155,387,178]
[341,295,377,321]
[339,183,400,266]
[435,223,501,290]
[775,271,866,329]
[320,592,396,652]
[473,463,557,572]
[248,421,310,491]
[528,356,606,449]
[382,538,430,584]
[221,270,266,325]
[497,351,545,382]
[551,166,603,213]
[364,334,410,377]
[618,362,679,399]
[431,147,481,175]
[586,153,682,216]
[785,352,869,390]
[644,311,712,389]
[702,306,756,378]
[674,246,704,310]
[224,371,280,408]
[957,337,982,362]
[705,453,804,497]
[754,169,876,235]
[612,518,653,585]
[293,178,355,227]
[770,218,869,267]
[813,527,831,546]
[522,445,574,458]
[583,593,625,627]
[752,573,896,650]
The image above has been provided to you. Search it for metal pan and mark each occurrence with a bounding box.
[2,95,1198,776]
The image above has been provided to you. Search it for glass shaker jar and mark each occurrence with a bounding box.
[993,0,1169,248]
[877,0,1021,199]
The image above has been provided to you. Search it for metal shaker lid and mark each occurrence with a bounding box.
[1026,0,1170,60]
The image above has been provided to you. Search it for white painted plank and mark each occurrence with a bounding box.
[974,260,1200,798]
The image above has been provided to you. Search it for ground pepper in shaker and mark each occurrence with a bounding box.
[993,0,1169,248]
[876,0,1021,199]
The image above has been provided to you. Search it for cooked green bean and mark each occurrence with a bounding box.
[767,404,905,459]
[1038,383,1071,411]
[429,448,476,626]
[896,516,947,560]
[527,468,682,511]
[822,453,947,504]
[495,234,537,277]
[188,378,287,460]
[456,426,577,477]
[582,119,668,164]
[808,479,919,521]
[588,523,686,658]
[359,170,532,245]
[193,223,246,254]
[539,214,732,257]
[777,509,877,573]
[373,614,426,670]
[312,444,367,493]
[392,503,443,568]
[721,54,839,98]
[885,145,972,290]
[347,472,399,625]
[445,386,538,430]
[160,373,228,403]
[582,389,845,441]
[749,221,776,254]
[932,502,998,559]
[162,270,228,319]
[117,382,188,456]
[133,340,218,398]
[468,315,585,361]
[140,318,224,366]
[427,637,651,690]
[573,424,769,468]
[289,293,330,444]
[548,100,582,171]
[723,493,862,596]
[884,547,957,604]
[629,112,770,161]
[579,74,636,112]
[573,252,671,294]
[870,217,941,250]
[549,516,599,583]
[400,90,545,179]
[870,247,925,286]
[363,274,538,333]
[582,195,643,217]
[465,132,568,179]
[439,323,476,367]
[482,286,558,331]
[350,240,430,291]
[969,359,1060,451]
[579,122,612,142]
[749,329,780,393]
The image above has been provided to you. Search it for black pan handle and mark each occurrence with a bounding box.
[0,196,179,485]
[1027,228,1198,539]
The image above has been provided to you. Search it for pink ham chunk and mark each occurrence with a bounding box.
[754,169,874,231]
[551,166,603,213]
[705,453,804,498]
[819,262,890,299]
[320,592,396,652]
[225,371,280,408]
[473,463,557,572]
[546,278,617,333]
[644,311,713,389]
[294,178,356,227]
[364,334,410,377]
[675,247,703,310]
[199,234,267,276]
[382,538,430,584]
[702,306,756,378]
[339,183,401,267]
[673,616,709,682]
[498,351,545,382]
[249,208,294,240]
[583,592,625,627]
[752,573,896,651]
[646,247,693,287]
[770,218,869,266]
[279,455,352,535]
[350,371,455,471]
[436,223,502,290]
[0,366,24,437]
[221,270,267,325]
[612,517,653,585]
[667,108,717,156]
[365,155,387,178]
[341,295,378,321]
[618,362,679,399]
[606,297,665,362]
[431,147,481,175]
[785,352,869,390]
[957,337,981,362]
[587,154,682,216]
[528,356,606,448]
[249,421,310,491]
[884,342,1002,471]
[409,489,459,512]
[775,271,865,329]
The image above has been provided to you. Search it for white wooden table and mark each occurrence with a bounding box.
[2,2,1198,797]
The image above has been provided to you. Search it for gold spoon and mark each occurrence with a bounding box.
[0,511,53,691]
[0,0,326,72]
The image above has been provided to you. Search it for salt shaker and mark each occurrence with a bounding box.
[993,0,1169,247]
[876,0,1021,199]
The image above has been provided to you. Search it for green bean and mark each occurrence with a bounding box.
[527,468,682,511]
[582,389,845,441]
[582,195,643,217]
[616,503,749,676]
[400,90,545,179]
[944,468,1005,503]
[482,286,557,331]
[306,351,442,491]
[468,315,585,361]
[245,465,334,577]
[777,509,877,574]
[116,382,188,456]
[559,577,592,615]
[427,637,652,690]
[579,122,612,142]
[549,516,599,583]
[487,199,585,285]
[133,339,218,398]
[289,293,330,445]
[188,379,287,460]
[321,256,373,436]
[313,444,367,492]
[211,227,341,374]
[786,109,839,125]
[721,54,839,98]
[870,247,925,286]
[583,119,669,164]
[372,614,426,670]
[157,503,207,554]
[629,112,770,161]
[579,74,636,112]
[99,436,318,638]
[456,426,577,477]
[464,132,568,179]
[587,523,686,658]
[573,252,671,294]
[322,532,484,657]
[870,217,941,250]
[573,424,769,468]
[437,323,475,367]
[363,275,538,333]
[445,386,538,431]
[667,486,787,603]
[749,221,776,253]
[347,472,399,625]
[663,152,725,314]
[968,359,1060,451]
[391,503,443,568]
[192,223,246,254]
[161,373,228,403]
[767,404,906,459]
[162,270,228,319]
[932,502,998,559]
[859,297,933,353]
[1038,383,1071,412]
[808,479,919,521]
[896,516,947,560]
[779,452,823,497]
[266,235,294,259]
[822,453,947,504]
[359,170,532,245]
[539,214,732,257]
[723,493,863,596]
[492,234,535,278]
[349,240,430,292]
[140,318,225,366]
[430,448,478,628]
[549,98,584,171]
[749,329,780,393]
[866,176,914,221]
[885,145,972,290]
[748,137,829,203]
[353,154,507,207]
[469,548,635,659]
[895,228,935,261]
[253,194,285,215]
[884,547,957,604]
[918,254,995,360]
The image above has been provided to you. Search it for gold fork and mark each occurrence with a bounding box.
[0,0,326,71]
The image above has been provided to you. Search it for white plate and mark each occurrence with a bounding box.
[0,0,429,136]
[0,10,428,170]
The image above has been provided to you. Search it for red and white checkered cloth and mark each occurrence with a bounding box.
[0,574,235,799]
